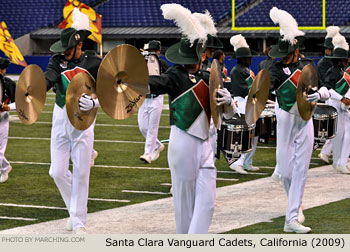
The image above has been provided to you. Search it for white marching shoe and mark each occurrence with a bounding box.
[90,150,99,167]
[66,218,72,231]
[243,165,259,171]
[333,164,350,174]
[0,165,12,183]
[229,164,248,174]
[298,205,305,224]
[74,227,87,234]
[318,153,329,164]
[283,220,311,233]
[140,154,151,164]
[271,172,281,184]
[151,143,165,161]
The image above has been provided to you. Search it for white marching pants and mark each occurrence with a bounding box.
[209,119,217,162]
[168,126,216,234]
[137,95,163,155]
[232,136,259,167]
[331,101,350,167]
[0,112,11,174]
[276,108,314,224]
[320,139,333,156]
[49,104,94,230]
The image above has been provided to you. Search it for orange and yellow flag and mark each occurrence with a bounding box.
[0,21,27,67]
[59,0,102,45]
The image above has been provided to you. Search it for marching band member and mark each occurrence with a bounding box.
[268,7,329,233]
[0,58,16,183]
[45,8,102,233]
[229,34,259,174]
[321,34,350,173]
[318,26,340,164]
[148,4,237,234]
[201,34,223,72]
[193,11,226,161]
[138,40,168,163]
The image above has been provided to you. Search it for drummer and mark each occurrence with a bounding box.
[0,57,16,183]
[44,8,102,233]
[317,26,340,164]
[321,34,350,173]
[138,40,168,164]
[229,34,259,174]
[148,4,237,234]
[268,7,329,233]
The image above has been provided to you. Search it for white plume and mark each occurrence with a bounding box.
[325,26,340,38]
[332,34,349,51]
[161,3,207,45]
[71,8,90,31]
[192,10,217,36]
[269,7,304,45]
[230,34,249,51]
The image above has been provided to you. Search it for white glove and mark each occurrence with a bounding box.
[306,92,320,102]
[318,86,330,101]
[79,94,100,111]
[217,88,233,106]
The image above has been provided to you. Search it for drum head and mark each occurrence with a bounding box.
[314,104,338,119]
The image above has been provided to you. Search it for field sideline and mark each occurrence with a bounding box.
[0,90,348,233]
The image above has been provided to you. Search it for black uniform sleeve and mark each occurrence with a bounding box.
[268,62,281,92]
[159,59,170,73]
[149,66,179,96]
[4,77,16,102]
[45,56,61,92]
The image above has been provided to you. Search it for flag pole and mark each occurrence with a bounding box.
[99,43,103,57]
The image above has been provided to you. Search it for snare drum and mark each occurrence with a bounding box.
[255,104,276,137]
[220,114,255,155]
[313,104,337,141]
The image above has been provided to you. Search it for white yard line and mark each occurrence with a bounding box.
[216,178,239,182]
[8,137,145,144]
[217,170,268,175]
[0,216,37,221]
[160,183,172,186]
[88,198,130,203]
[8,161,170,171]
[122,190,171,195]
[0,203,66,210]
[1,165,347,234]
[9,161,270,174]
[13,121,171,128]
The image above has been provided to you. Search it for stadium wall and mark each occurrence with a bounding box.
[4,55,322,77]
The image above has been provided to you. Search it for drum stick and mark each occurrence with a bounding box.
[266,99,275,104]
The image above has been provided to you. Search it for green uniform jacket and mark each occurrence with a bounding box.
[269,58,316,112]
[149,65,211,139]
[45,52,101,108]
[323,64,350,96]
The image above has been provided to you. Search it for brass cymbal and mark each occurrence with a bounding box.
[66,72,97,130]
[209,59,224,128]
[15,64,46,124]
[245,69,270,125]
[297,64,318,121]
[96,44,149,120]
